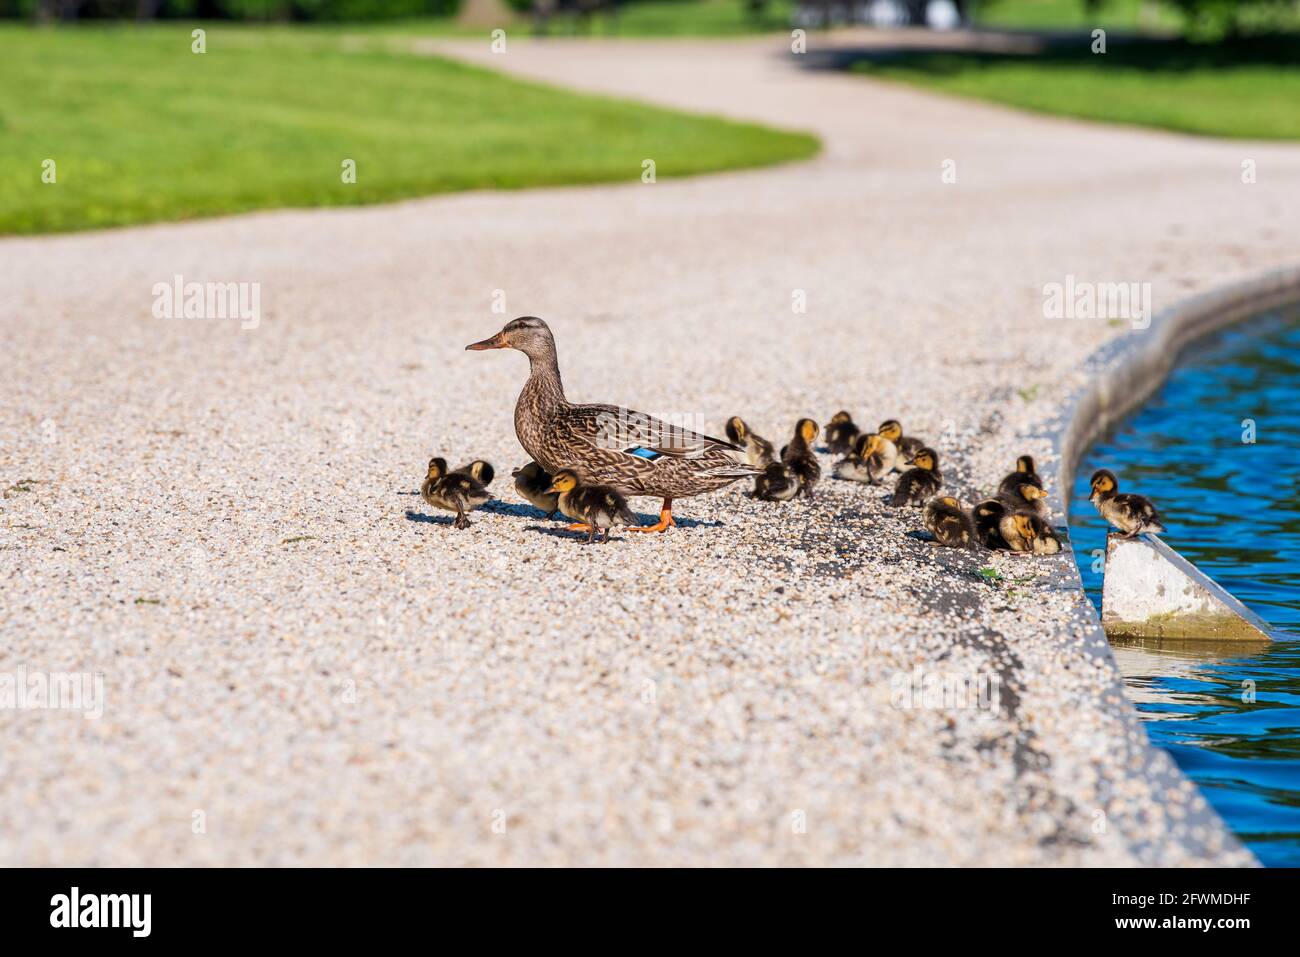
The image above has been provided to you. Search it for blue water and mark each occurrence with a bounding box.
[1069,311,1300,867]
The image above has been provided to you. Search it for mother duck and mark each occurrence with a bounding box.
[466,316,758,533]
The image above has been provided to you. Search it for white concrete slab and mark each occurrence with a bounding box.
[1103,533,1274,641]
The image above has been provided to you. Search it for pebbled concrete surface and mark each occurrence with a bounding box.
[3,32,1299,865]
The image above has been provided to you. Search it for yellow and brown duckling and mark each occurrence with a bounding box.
[725,416,776,469]
[546,469,638,543]
[878,419,925,466]
[421,456,492,529]
[972,499,1009,550]
[997,455,1042,496]
[998,481,1049,520]
[753,461,799,502]
[511,461,558,518]
[999,509,1062,555]
[454,460,495,486]
[1089,469,1166,538]
[825,410,860,456]
[890,447,942,507]
[923,495,976,548]
[833,431,895,485]
[781,418,821,499]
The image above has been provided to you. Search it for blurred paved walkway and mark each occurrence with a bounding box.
[3,34,1299,865]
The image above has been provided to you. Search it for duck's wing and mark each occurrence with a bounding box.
[560,403,743,460]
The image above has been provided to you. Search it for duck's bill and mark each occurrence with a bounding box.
[543,485,559,494]
[465,332,508,351]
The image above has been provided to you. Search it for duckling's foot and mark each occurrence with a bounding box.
[626,499,676,533]
[454,514,471,530]
[564,522,594,535]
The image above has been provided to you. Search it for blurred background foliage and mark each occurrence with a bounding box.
[1,0,1297,39]
[0,0,461,19]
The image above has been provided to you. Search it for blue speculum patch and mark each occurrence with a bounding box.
[626,447,664,460]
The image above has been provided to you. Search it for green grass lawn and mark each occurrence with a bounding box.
[0,24,817,235]
[975,0,1182,31]
[851,35,1300,140]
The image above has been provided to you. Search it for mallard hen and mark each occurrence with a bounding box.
[467,317,759,532]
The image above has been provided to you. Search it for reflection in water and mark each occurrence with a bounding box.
[1070,311,1300,867]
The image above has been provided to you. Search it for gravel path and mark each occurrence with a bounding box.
[3,33,1299,865]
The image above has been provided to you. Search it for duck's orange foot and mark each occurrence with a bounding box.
[564,523,594,534]
[625,500,676,534]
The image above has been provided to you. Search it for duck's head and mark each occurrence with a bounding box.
[878,420,903,444]
[1090,469,1118,501]
[426,457,448,480]
[911,448,938,472]
[1017,483,1047,503]
[1011,513,1037,544]
[545,469,579,495]
[466,316,554,359]
[854,432,881,457]
[465,460,495,485]
[975,499,1005,520]
[1016,455,1036,475]
[794,418,819,444]
[725,416,749,444]
[938,495,960,508]
[830,410,853,426]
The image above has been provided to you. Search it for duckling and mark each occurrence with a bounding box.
[922,495,975,548]
[1089,469,1166,538]
[725,416,776,468]
[825,410,860,455]
[546,469,637,543]
[831,439,873,484]
[511,461,558,518]
[878,419,926,466]
[781,418,821,499]
[753,461,798,502]
[972,499,1009,550]
[421,456,491,529]
[833,432,895,485]
[861,430,899,479]
[454,460,495,486]
[998,482,1050,520]
[997,454,1042,496]
[890,447,942,507]
[1033,520,1063,556]
[999,510,1062,555]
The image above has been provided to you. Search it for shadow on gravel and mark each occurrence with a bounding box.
[480,500,557,521]
[403,509,457,526]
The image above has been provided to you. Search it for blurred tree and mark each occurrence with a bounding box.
[1160,0,1297,37]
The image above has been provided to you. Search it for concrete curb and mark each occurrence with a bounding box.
[1040,265,1300,865]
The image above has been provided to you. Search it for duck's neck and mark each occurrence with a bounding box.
[521,347,566,412]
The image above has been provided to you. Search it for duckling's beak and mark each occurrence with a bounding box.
[543,484,559,495]
[466,331,508,351]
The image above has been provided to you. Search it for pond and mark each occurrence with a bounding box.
[1069,309,1300,867]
